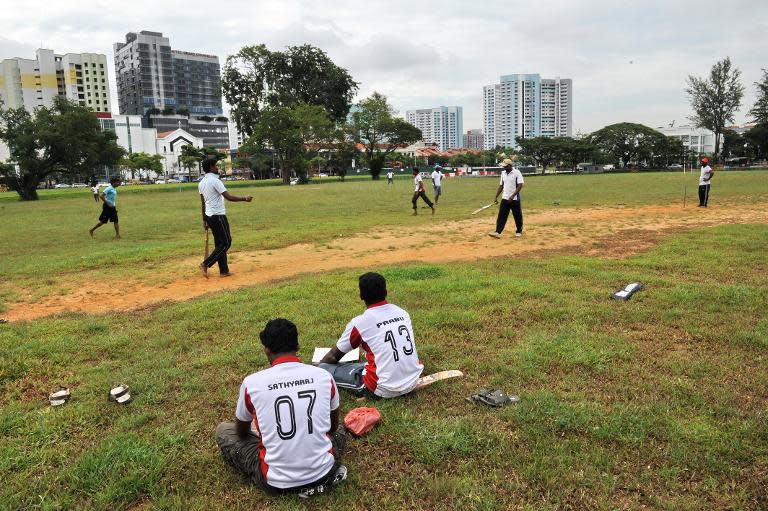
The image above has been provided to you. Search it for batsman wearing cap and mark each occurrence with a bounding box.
[698,157,714,207]
[489,158,524,238]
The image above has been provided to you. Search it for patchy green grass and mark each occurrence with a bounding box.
[1,221,766,509]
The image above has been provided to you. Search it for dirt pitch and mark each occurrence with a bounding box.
[6,202,768,321]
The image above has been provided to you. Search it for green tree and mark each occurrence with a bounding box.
[554,138,596,170]
[744,123,768,159]
[721,129,745,159]
[686,57,744,160]
[588,123,667,168]
[243,103,335,184]
[515,136,563,174]
[121,152,163,179]
[0,97,124,200]
[348,92,422,180]
[749,69,768,124]
[221,44,358,138]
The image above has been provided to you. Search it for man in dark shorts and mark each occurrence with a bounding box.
[89,177,121,240]
[216,318,348,497]
[411,167,435,215]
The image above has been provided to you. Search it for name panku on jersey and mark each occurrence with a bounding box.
[336,301,424,398]
[235,356,339,489]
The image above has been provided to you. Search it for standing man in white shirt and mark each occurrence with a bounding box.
[319,272,424,399]
[489,158,524,238]
[411,167,435,215]
[386,170,394,184]
[431,164,445,204]
[698,157,714,207]
[198,158,253,278]
[90,181,100,202]
[216,318,347,496]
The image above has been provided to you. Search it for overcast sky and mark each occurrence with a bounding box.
[1,0,766,133]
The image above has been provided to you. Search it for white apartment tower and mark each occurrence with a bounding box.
[0,49,111,113]
[482,74,572,149]
[405,106,463,151]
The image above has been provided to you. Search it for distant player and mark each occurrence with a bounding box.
[89,177,121,240]
[698,157,714,207]
[90,181,100,202]
[216,318,347,496]
[410,167,434,215]
[199,158,253,278]
[489,158,524,238]
[319,272,424,398]
[386,170,394,184]
[431,164,445,204]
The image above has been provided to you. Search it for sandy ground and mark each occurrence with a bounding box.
[5,202,767,321]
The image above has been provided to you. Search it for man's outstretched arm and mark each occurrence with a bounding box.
[319,346,346,365]
[222,191,253,202]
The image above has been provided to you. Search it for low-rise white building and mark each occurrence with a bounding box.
[655,124,715,155]
[156,128,204,178]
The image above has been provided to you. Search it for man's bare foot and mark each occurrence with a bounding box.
[89,230,94,238]
[114,236,121,240]
[199,264,209,279]
[412,210,417,216]
[220,272,234,278]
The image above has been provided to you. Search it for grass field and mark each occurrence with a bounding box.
[1,172,767,510]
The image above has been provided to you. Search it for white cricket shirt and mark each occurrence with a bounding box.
[235,356,340,489]
[91,185,99,195]
[198,173,227,216]
[699,165,713,185]
[414,174,424,192]
[431,170,443,187]
[336,301,424,398]
[387,172,394,179]
[500,168,524,201]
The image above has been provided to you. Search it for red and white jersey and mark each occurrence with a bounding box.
[235,356,340,489]
[336,301,424,398]
[414,174,424,192]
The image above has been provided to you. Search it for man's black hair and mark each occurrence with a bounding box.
[110,177,121,183]
[259,318,299,354]
[202,158,218,174]
[412,167,419,174]
[359,272,387,305]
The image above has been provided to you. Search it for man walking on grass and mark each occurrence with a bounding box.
[698,157,714,207]
[387,170,394,184]
[319,272,424,399]
[89,177,121,240]
[489,158,524,239]
[199,158,253,278]
[216,318,347,497]
[431,164,445,204]
[411,167,434,215]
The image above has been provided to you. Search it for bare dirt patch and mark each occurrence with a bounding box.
[6,203,768,321]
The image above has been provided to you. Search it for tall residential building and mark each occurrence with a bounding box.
[482,74,572,149]
[405,106,463,151]
[0,48,111,113]
[463,129,484,149]
[113,31,222,116]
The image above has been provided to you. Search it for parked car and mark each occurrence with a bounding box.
[72,183,88,188]
[154,179,166,185]
[289,177,299,185]
[668,164,683,169]
[166,178,180,183]
[54,183,71,189]
[318,173,329,178]
[602,164,615,171]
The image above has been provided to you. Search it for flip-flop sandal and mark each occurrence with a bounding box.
[49,386,71,406]
[467,389,520,407]
[109,384,132,404]
[298,465,347,499]
[0,319,8,324]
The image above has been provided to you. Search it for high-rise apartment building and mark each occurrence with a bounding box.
[463,129,484,149]
[405,106,463,151]
[113,31,222,116]
[482,74,572,149]
[0,49,111,113]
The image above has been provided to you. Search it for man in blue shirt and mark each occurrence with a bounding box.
[89,177,121,240]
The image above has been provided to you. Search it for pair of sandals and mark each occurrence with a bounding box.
[466,389,520,407]
[48,384,132,406]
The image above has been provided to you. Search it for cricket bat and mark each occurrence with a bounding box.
[312,347,360,364]
[414,370,463,390]
[472,203,494,215]
[204,229,209,259]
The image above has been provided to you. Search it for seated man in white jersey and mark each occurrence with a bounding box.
[216,319,347,495]
[319,272,424,398]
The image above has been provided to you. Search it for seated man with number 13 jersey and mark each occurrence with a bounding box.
[319,272,424,398]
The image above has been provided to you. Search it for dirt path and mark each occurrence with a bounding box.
[6,203,768,321]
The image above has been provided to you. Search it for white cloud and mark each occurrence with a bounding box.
[0,0,765,132]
